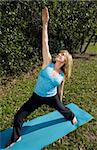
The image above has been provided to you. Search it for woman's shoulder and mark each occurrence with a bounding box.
[61,71,65,77]
[60,69,65,77]
[41,62,53,70]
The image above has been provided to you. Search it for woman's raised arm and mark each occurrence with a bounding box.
[42,7,52,69]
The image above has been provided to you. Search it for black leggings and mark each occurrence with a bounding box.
[11,92,75,142]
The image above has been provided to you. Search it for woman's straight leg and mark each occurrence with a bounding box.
[10,92,43,143]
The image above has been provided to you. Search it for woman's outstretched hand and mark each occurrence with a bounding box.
[42,7,49,24]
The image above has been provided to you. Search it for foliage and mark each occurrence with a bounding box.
[0,0,97,77]
[48,0,97,53]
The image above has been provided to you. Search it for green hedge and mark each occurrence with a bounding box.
[0,0,97,77]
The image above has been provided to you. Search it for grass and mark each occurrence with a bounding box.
[86,42,97,53]
[0,43,97,149]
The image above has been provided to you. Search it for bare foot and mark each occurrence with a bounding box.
[72,116,77,125]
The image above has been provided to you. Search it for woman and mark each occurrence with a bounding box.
[6,7,77,148]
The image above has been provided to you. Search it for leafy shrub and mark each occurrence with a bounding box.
[0,0,97,77]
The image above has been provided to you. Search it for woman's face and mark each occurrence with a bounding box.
[55,52,68,64]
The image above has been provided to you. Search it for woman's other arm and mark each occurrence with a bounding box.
[57,79,65,102]
[42,7,52,69]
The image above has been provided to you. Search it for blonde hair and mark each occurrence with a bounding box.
[59,50,73,80]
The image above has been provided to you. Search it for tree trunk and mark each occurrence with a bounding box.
[80,33,85,53]
[81,31,95,54]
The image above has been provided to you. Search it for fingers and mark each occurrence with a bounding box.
[43,6,48,12]
[42,6,49,23]
[42,6,48,16]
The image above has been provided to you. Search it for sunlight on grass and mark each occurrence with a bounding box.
[87,43,97,53]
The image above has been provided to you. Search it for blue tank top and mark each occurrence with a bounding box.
[34,63,64,97]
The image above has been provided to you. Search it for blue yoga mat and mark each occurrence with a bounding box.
[0,103,93,150]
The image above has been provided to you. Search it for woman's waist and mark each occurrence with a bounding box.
[33,87,57,97]
[33,91,58,99]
